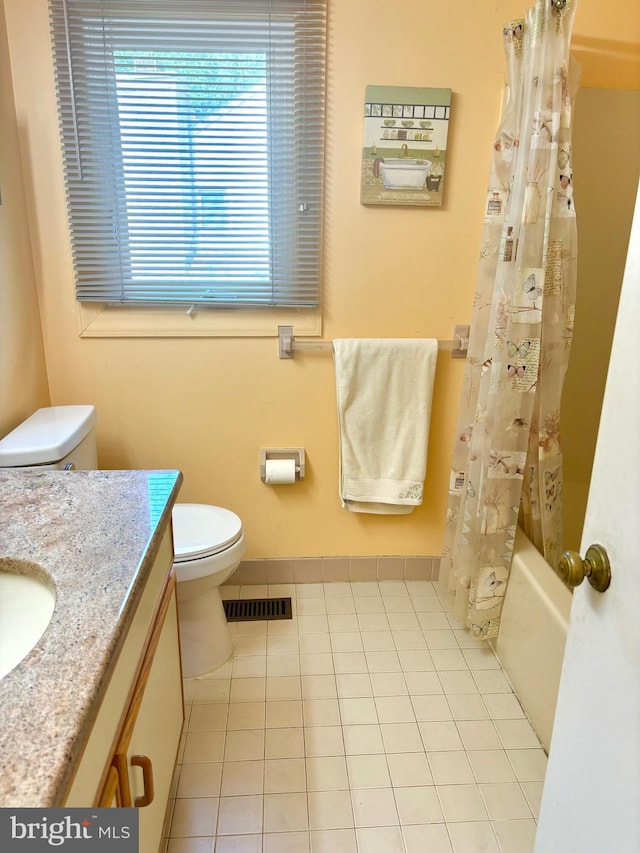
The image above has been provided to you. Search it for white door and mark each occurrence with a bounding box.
[535,182,640,851]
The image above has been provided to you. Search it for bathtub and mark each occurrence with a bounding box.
[490,527,572,752]
[379,158,431,190]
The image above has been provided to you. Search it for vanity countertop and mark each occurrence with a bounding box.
[0,468,183,807]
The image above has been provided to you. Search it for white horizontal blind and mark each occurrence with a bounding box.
[49,0,325,307]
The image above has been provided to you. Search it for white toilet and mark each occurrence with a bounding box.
[0,405,98,471]
[171,503,246,677]
[0,405,246,678]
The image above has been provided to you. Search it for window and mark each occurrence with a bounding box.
[49,0,326,309]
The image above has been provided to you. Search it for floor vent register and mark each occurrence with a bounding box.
[223,597,293,622]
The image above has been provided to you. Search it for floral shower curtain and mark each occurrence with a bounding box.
[441,0,579,639]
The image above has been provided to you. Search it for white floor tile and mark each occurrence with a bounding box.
[392,630,427,650]
[369,672,409,697]
[380,721,424,753]
[267,635,299,656]
[170,581,548,853]
[342,724,385,756]
[265,700,303,729]
[231,656,267,679]
[217,795,262,836]
[263,831,311,853]
[418,721,464,752]
[309,828,357,853]
[402,824,453,853]
[447,821,500,853]
[325,598,356,615]
[480,782,533,819]
[266,655,301,678]
[467,750,516,784]
[303,697,341,727]
[394,786,444,824]
[184,732,226,764]
[301,674,337,699]
[374,695,415,723]
[230,678,266,703]
[335,673,373,698]
[300,653,334,676]
[224,729,265,762]
[308,789,355,830]
[428,750,475,785]
[346,754,392,789]
[506,749,548,782]
[351,787,399,827]
[188,704,229,732]
[214,836,260,853]
[168,838,214,853]
[220,761,264,797]
[456,720,503,751]
[356,825,405,853]
[306,755,349,791]
[226,702,266,731]
[330,632,363,652]
[332,652,368,674]
[170,797,219,837]
[386,751,433,787]
[299,633,331,654]
[482,693,526,720]
[520,780,544,818]
[494,719,541,750]
[339,697,378,725]
[264,757,306,794]
[177,763,223,799]
[492,818,537,853]
[304,724,345,757]
[437,784,489,822]
[412,694,453,722]
[447,693,490,721]
[264,727,304,759]
[263,792,309,833]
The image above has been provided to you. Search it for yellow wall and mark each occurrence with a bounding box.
[0,1,49,435]
[3,0,638,558]
[562,88,640,551]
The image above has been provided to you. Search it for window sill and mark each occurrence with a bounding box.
[77,302,321,339]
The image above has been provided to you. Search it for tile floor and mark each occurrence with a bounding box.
[163,581,546,853]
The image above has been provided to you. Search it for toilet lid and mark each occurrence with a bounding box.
[172,503,243,562]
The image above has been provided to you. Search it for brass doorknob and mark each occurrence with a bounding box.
[558,544,611,592]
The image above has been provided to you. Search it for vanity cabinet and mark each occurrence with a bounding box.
[64,527,184,853]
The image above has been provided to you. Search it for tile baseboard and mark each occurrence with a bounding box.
[226,555,441,586]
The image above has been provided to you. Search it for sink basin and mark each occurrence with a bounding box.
[0,559,56,680]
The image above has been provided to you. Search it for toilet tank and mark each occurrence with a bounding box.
[0,406,98,470]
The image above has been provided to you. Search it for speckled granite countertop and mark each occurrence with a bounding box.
[0,469,182,807]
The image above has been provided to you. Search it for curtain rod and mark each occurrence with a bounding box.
[278,325,469,359]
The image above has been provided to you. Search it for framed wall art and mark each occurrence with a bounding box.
[361,85,452,207]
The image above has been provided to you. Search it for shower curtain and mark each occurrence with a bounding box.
[441,0,579,638]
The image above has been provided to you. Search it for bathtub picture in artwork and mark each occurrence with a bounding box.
[361,85,452,206]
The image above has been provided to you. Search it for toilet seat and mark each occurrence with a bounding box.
[172,503,243,563]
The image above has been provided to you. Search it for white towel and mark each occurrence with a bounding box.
[333,338,438,514]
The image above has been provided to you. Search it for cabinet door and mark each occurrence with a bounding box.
[98,765,123,808]
[118,581,184,853]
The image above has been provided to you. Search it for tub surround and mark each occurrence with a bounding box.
[490,528,572,752]
[0,468,182,807]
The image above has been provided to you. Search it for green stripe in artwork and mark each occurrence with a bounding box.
[365,85,451,106]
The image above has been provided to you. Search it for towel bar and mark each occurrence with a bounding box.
[278,325,469,359]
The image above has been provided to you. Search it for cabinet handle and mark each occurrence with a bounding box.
[131,754,155,807]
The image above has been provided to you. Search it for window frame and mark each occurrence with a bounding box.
[49,0,326,333]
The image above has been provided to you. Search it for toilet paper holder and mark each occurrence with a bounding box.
[260,448,306,482]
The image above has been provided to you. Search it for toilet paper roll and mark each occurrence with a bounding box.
[264,458,297,484]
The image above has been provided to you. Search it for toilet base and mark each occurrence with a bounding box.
[176,584,233,678]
